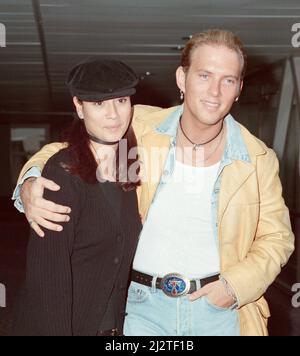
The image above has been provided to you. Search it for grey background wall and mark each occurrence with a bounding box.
[0,125,12,197]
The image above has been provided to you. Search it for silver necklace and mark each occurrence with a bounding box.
[180,118,224,151]
[177,126,224,164]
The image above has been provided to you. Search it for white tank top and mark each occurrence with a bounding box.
[133,159,221,279]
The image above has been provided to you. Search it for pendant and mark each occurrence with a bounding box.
[193,144,201,151]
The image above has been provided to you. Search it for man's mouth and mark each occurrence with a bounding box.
[201,100,221,108]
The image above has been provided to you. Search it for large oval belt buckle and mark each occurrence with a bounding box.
[161,273,191,298]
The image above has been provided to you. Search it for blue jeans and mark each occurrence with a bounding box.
[124,282,240,336]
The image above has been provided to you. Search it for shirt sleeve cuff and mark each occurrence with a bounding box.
[11,167,41,213]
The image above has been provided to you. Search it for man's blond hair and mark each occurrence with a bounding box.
[181,29,247,79]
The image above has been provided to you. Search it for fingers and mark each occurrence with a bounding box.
[30,221,45,238]
[189,287,208,301]
[22,176,72,236]
[188,282,218,302]
[22,177,65,214]
[26,197,71,225]
[35,177,61,192]
[189,281,228,304]
[34,216,64,233]
[39,199,71,214]
[37,208,70,223]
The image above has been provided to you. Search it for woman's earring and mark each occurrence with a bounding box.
[180,91,184,101]
[78,112,84,119]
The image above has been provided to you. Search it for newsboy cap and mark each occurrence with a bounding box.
[66,58,139,101]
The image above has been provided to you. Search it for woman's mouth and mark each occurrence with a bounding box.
[104,125,122,132]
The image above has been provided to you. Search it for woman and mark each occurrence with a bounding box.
[12,58,142,336]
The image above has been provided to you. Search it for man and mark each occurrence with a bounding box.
[13,30,294,336]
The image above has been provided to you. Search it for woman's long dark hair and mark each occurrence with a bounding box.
[63,114,141,191]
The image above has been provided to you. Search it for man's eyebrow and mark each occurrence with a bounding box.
[196,69,213,74]
[224,75,239,80]
[196,69,239,80]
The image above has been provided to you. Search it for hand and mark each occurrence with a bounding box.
[188,280,236,309]
[21,177,71,237]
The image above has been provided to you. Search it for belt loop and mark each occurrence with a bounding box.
[196,279,201,291]
[151,275,158,293]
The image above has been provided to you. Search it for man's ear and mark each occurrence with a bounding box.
[176,66,186,93]
[239,80,244,96]
[235,80,244,102]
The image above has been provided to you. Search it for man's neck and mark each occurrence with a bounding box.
[177,112,227,167]
[180,112,224,144]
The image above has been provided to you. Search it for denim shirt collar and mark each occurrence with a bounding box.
[155,104,251,164]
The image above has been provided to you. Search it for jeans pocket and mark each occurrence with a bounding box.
[203,296,229,312]
[127,282,150,304]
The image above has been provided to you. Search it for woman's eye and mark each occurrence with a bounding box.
[95,101,103,106]
[118,98,128,103]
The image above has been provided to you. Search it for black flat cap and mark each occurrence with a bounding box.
[66,58,139,102]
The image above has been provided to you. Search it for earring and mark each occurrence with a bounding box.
[78,112,84,119]
[235,97,239,102]
[180,91,184,101]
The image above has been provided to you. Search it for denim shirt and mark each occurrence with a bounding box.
[12,166,41,213]
[153,105,251,247]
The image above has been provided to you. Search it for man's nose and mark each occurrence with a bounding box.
[208,79,221,97]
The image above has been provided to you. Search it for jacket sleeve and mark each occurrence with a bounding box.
[24,159,82,335]
[222,149,295,307]
[17,142,68,185]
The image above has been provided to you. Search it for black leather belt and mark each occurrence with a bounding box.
[131,270,219,298]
